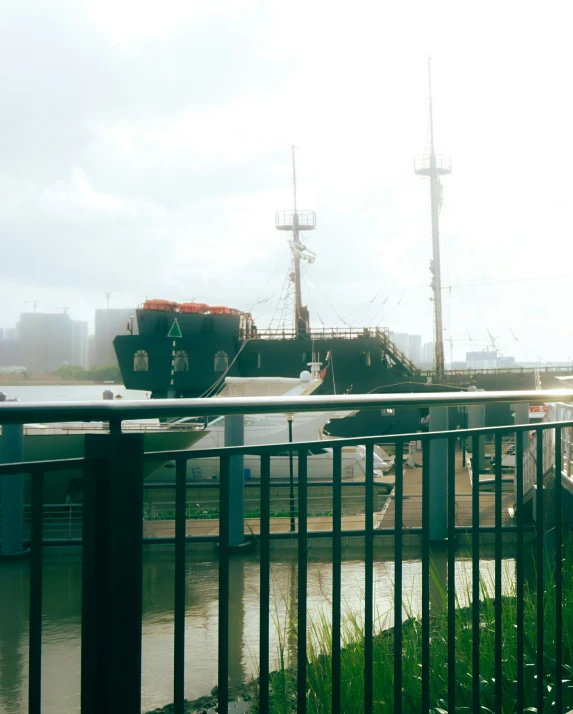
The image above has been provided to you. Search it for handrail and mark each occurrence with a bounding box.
[1,388,573,425]
[254,326,390,339]
[376,327,420,375]
[425,364,573,376]
[141,418,573,462]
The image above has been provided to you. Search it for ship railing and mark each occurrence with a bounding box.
[426,364,573,377]
[3,388,573,713]
[251,325,391,340]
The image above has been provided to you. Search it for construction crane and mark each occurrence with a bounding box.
[24,301,40,313]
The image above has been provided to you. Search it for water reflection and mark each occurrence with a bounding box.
[0,545,519,713]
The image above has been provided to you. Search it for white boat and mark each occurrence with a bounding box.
[154,366,393,482]
[0,419,205,504]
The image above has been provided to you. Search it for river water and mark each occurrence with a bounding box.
[0,545,515,714]
[0,386,517,713]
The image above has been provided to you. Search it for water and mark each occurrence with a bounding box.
[0,547,517,714]
[0,384,148,403]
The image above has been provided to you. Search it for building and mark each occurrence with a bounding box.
[19,312,73,372]
[391,332,410,357]
[408,335,422,365]
[71,320,89,369]
[0,328,21,367]
[422,341,435,365]
[465,351,516,370]
[88,335,95,368]
[95,309,135,367]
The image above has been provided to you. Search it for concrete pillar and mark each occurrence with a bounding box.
[0,422,25,557]
[429,406,448,540]
[225,415,245,549]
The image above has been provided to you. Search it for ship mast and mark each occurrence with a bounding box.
[415,58,451,379]
[291,146,303,322]
[276,147,316,337]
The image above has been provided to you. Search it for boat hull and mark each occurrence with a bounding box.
[0,430,204,504]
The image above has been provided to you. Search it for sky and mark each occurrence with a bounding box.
[1,0,573,362]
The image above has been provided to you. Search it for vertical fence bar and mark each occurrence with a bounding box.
[394,440,404,714]
[218,454,230,713]
[421,439,430,714]
[555,427,563,714]
[29,467,44,714]
[364,444,374,714]
[515,431,525,714]
[174,458,187,714]
[332,446,342,714]
[81,434,144,714]
[494,432,503,713]
[471,434,480,713]
[259,453,271,714]
[297,449,308,714]
[447,436,456,714]
[536,429,544,714]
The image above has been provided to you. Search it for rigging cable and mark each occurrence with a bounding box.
[199,338,252,398]
[242,247,291,313]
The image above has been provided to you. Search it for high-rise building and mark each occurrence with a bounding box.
[422,341,435,365]
[408,335,422,365]
[0,327,21,367]
[19,312,73,372]
[95,309,135,367]
[391,332,410,357]
[391,332,424,365]
[71,320,89,369]
[88,335,95,368]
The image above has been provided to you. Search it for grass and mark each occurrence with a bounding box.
[145,507,334,520]
[249,537,573,713]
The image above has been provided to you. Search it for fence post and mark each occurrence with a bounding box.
[81,433,144,714]
[0,422,25,557]
[467,399,485,476]
[429,407,448,540]
[224,415,245,549]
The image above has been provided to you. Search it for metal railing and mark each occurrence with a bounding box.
[424,363,573,377]
[252,325,391,340]
[2,389,573,713]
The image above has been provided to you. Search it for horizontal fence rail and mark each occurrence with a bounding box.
[2,390,573,713]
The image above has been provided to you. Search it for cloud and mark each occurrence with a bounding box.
[1,0,573,363]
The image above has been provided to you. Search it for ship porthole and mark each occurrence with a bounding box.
[214,350,228,372]
[134,350,149,372]
[174,350,189,372]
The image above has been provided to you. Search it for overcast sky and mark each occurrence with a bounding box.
[1,0,572,362]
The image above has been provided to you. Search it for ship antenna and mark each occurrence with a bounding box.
[415,57,451,380]
[275,147,316,337]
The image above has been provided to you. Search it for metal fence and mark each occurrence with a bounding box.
[2,389,573,713]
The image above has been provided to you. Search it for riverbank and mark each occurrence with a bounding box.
[146,541,573,714]
[0,374,98,385]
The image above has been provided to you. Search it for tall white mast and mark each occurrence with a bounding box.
[415,58,451,379]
